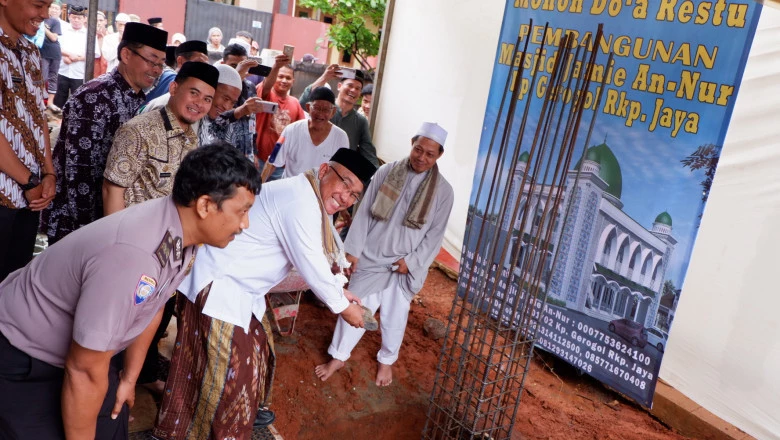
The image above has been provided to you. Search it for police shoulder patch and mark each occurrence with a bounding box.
[134,275,157,305]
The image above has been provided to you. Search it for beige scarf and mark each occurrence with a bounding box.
[303,170,352,286]
[370,158,438,229]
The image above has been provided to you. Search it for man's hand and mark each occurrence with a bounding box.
[321,64,343,82]
[26,174,55,211]
[343,288,362,306]
[235,58,259,79]
[111,370,135,419]
[394,258,409,274]
[62,54,72,64]
[234,96,267,119]
[345,253,358,277]
[340,303,365,329]
[273,54,291,68]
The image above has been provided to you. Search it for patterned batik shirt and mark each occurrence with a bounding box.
[104,106,198,206]
[43,69,145,241]
[198,109,257,164]
[0,27,47,209]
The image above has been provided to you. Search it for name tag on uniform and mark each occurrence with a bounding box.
[134,275,157,305]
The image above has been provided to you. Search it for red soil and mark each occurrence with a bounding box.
[268,269,689,440]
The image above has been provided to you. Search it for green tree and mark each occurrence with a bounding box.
[298,0,386,71]
[662,280,676,298]
[681,144,720,203]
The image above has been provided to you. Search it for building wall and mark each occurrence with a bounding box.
[269,13,329,62]
[236,0,274,13]
[118,0,186,42]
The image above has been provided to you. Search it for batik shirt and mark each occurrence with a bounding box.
[0,27,47,209]
[43,69,145,241]
[198,109,256,164]
[104,106,198,206]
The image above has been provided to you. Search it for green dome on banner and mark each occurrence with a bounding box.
[519,151,530,163]
[575,143,623,199]
[655,211,673,227]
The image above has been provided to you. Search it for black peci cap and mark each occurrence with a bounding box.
[175,40,208,57]
[148,17,163,25]
[309,87,336,105]
[330,148,377,185]
[122,22,168,53]
[176,61,219,89]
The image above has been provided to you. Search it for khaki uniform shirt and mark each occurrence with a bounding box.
[104,106,198,206]
[0,197,197,367]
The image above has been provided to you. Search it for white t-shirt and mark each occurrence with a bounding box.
[271,119,349,179]
[58,26,101,80]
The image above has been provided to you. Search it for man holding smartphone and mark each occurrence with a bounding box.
[300,64,379,167]
[255,53,305,178]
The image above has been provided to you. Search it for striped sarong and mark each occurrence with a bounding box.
[152,285,275,440]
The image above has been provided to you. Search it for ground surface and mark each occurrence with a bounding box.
[262,269,689,440]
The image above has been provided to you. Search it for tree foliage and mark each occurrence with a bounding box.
[681,144,720,203]
[298,0,386,71]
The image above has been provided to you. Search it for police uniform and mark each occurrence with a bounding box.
[0,196,197,439]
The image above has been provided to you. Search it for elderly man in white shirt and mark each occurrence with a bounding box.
[152,148,376,440]
[53,5,101,108]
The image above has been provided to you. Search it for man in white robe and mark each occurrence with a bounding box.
[315,122,455,386]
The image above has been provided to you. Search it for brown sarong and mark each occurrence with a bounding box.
[153,285,275,440]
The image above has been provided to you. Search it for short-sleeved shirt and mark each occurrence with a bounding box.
[0,196,197,368]
[43,68,146,241]
[0,27,47,209]
[104,106,198,207]
[255,82,305,161]
[271,119,349,179]
[57,25,100,80]
[40,18,62,59]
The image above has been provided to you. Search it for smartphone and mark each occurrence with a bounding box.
[283,44,294,59]
[248,64,272,76]
[340,68,356,79]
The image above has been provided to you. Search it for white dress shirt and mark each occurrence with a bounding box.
[178,173,350,332]
[58,25,100,80]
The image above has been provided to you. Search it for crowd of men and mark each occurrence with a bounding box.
[0,1,453,439]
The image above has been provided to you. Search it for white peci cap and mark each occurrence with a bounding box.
[415,122,448,147]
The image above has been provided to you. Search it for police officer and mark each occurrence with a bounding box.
[0,143,261,439]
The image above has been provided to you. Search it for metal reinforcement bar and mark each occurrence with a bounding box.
[423,23,610,440]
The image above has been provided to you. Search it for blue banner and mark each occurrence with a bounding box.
[463,0,761,407]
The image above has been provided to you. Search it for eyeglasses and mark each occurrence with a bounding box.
[128,48,166,70]
[330,165,361,204]
[310,104,334,114]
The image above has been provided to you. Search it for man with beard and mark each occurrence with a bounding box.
[300,65,378,166]
[261,87,349,181]
[43,22,168,244]
[316,123,454,387]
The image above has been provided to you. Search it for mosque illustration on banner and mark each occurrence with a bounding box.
[500,141,677,331]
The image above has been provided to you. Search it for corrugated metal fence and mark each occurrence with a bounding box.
[184,0,272,54]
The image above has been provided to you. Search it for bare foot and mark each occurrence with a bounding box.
[376,362,393,387]
[315,359,344,381]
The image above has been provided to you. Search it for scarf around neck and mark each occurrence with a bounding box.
[370,158,439,229]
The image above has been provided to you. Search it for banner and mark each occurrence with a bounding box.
[462,0,761,407]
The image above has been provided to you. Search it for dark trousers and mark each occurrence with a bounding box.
[138,295,176,384]
[41,57,61,95]
[0,332,129,440]
[0,206,39,281]
[53,75,83,108]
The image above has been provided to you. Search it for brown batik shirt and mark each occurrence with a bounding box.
[0,27,47,209]
[104,106,198,206]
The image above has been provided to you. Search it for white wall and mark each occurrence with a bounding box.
[373,0,506,258]
[237,0,274,13]
[378,1,780,438]
[660,7,780,439]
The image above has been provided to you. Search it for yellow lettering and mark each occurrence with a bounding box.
[633,0,649,18]
[499,43,516,66]
[671,43,692,66]
[716,84,734,106]
[677,70,699,100]
[727,4,748,28]
[678,0,694,23]
[632,64,650,91]
[656,0,676,22]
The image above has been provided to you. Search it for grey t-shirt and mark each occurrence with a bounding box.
[0,196,196,368]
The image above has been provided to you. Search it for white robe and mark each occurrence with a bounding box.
[345,160,454,301]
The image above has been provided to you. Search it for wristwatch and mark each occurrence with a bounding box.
[19,173,41,191]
